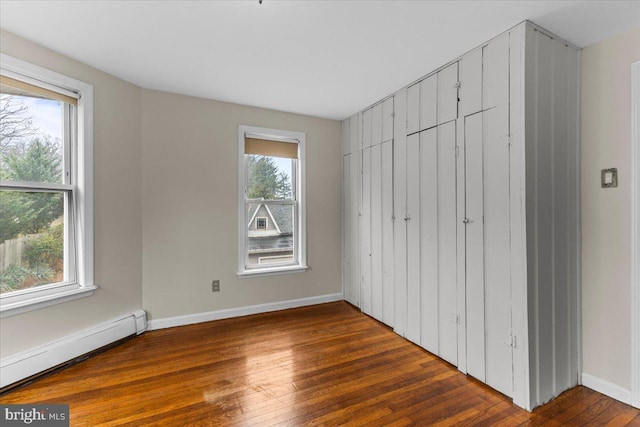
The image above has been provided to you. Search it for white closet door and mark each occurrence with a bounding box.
[349,114,359,153]
[370,144,383,321]
[420,75,437,131]
[363,109,372,148]
[361,148,372,315]
[381,140,395,327]
[419,127,438,354]
[464,112,486,381]
[342,119,350,155]
[393,89,408,337]
[483,33,509,110]
[406,133,421,345]
[349,153,360,307]
[372,103,383,147]
[483,104,513,397]
[459,48,482,117]
[437,121,458,366]
[437,62,459,125]
[382,97,394,143]
[343,154,352,303]
[407,83,420,135]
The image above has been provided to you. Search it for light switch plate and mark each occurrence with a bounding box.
[601,168,618,188]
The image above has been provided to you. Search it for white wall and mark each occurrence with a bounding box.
[0,30,143,357]
[141,89,342,321]
[582,26,640,391]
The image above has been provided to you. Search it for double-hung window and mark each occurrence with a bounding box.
[0,54,94,317]
[238,125,307,276]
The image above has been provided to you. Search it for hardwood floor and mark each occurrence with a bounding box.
[1,302,638,426]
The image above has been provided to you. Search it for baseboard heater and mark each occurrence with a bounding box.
[0,310,147,390]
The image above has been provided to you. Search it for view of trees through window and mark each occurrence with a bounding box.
[246,154,295,266]
[0,93,65,293]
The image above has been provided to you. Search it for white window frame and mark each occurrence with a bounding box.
[0,54,96,318]
[237,125,307,277]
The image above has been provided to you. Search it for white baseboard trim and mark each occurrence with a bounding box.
[0,309,147,388]
[582,372,633,406]
[148,293,344,331]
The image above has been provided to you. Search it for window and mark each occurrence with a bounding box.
[0,54,95,317]
[238,125,307,276]
[256,217,267,230]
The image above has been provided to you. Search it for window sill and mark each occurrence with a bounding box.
[237,265,308,278]
[0,284,98,318]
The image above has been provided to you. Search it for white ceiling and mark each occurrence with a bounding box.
[1,1,639,121]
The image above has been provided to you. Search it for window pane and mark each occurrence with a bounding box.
[0,191,65,294]
[246,155,293,200]
[0,93,64,184]
[246,201,295,267]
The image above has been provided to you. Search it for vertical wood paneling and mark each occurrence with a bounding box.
[363,109,372,148]
[341,119,350,155]
[407,83,420,135]
[349,153,360,307]
[349,114,359,154]
[460,48,483,117]
[342,154,351,303]
[370,144,383,321]
[465,112,485,382]
[483,104,513,397]
[372,103,383,147]
[361,148,372,315]
[393,89,408,337]
[419,128,439,354]
[438,62,459,125]
[420,75,438,131]
[406,133,421,345]
[483,33,510,110]
[382,97,394,143]
[438,121,458,366]
[381,140,395,327]
[456,118,468,373]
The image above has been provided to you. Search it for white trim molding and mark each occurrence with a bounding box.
[0,310,146,388]
[582,373,632,406]
[148,293,343,330]
[631,60,640,409]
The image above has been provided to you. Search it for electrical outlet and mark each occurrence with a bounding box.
[211,280,220,292]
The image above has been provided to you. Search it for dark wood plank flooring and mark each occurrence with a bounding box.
[1,302,638,426]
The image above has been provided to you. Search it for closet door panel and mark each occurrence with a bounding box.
[381,140,395,327]
[349,153,360,307]
[420,75,437,131]
[407,83,420,135]
[464,112,486,381]
[437,121,458,366]
[349,114,359,153]
[484,104,513,397]
[361,148,372,315]
[393,89,408,337]
[372,103,383,147]
[370,144,383,321]
[406,133,421,344]
[342,119,350,155]
[460,48,482,117]
[342,154,352,303]
[363,109,372,148]
[483,33,510,110]
[382,97,394,143]
[419,128,438,354]
[438,62,459,125]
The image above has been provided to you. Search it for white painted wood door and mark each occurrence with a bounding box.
[437,121,458,366]
[360,147,372,315]
[420,75,437,131]
[363,108,372,148]
[382,97,394,143]
[407,83,420,135]
[459,48,482,117]
[438,62,459,125]
[349,152,360,307]
[406,133,421,345]
[381,140,395,327]
[342,154,352,303]
[393,89,408,337]
[370,144,383,321]
[419,127,438,354]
